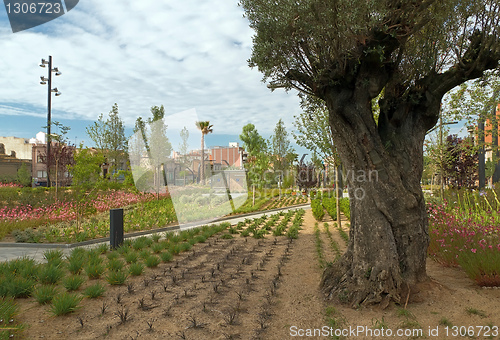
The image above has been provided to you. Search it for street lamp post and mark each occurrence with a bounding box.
[40,56,62,187]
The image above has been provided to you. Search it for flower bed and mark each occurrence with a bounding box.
[427,199,500,286]
[0,190,158,241]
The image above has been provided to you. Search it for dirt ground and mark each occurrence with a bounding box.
[16,210,500,339]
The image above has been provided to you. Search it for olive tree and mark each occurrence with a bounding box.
[240,0,500,307]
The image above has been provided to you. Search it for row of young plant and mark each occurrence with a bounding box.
[427,199,500,287]
[311,196,350,222]
[265,195,308,210]
[227,209,305,240]
[0,222,230,338]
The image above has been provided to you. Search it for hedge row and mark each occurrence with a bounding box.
[311,199,325,221]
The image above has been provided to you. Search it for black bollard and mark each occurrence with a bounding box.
[110,208,124,249]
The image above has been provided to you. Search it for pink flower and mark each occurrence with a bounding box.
[471,248,477,253]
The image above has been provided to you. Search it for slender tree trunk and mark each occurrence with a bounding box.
[55,159,58,202]
[320,88,430,308]
[200,134,205,185]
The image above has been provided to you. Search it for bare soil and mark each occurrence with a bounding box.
[16,210,500,339]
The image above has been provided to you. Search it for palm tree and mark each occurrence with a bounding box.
[195,121,213,185]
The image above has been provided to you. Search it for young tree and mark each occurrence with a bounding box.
[293,97,335,161]
[129,107,172,196]
[444,135,478,189]
[296,161,318,191]
[148,105,172,197]
[68,146,105,229]
[16,163,31,187]
[179,126,190,165]
[106,103,128,178]
[86,103,128,179]
[448,71,500,184]
[195,121,213,185]
[69,146,106,188]
[293,97,342,193]
[40,121,73,199]
[269,119,295,178]
[240,0,500,306]
[239,124,269,188]
[86,113,107,150]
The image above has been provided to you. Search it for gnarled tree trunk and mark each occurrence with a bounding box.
[320,85,431,307]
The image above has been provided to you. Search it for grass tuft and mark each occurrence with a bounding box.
[145,255,161,268]
[50,292,82,316]
[128,263,144,276]
[84,283,106,298]
[33,285,59,305]
[106,270,128,285]
[62,275,86,291]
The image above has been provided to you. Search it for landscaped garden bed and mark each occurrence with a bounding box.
[427,190,500,287]
[0,210,306,339]
[0,184,311,244]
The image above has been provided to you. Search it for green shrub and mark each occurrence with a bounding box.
[170,244,181,255]
[86,249,103,264]
[116,244,131,255]
[128,263,144,276]
[15,258,39,281]
[138,249,151,260]
[132,237,151,250]
[84,283,106,298]
[144,255,160,268]
[151,233,161,242]
[33,285,59,305]
[311,199,325,221]
[11,228,43,243]
[160,251,173,263]
[179,242,192,252]
[106,251,120,260]
[339,198,350,220]
[151,242,164,253]
[0,276,34,298]
[84,262,105,279]
[124,251,138,264]
[50,292,82,315]
[43,249,64,267]
[106,270,128,285]
[96,243,109,254]
[107,258,125,272]
[67,255,84,275]
[62,275,86,291]
[194,234,206,243]
[322,197,337,220]
[38,264,64,285]
[0,297,19,323]
[240,229,250,237]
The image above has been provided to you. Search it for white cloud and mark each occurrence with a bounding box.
[0,0,302,139]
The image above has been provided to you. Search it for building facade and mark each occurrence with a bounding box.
[208,142,245,169]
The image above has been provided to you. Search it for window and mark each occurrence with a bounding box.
[37,171,47,178]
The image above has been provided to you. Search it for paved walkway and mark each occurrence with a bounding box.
[0,205,310,264]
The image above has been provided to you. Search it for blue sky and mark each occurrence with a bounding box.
[0,0,467,158]
[0,0,306,154]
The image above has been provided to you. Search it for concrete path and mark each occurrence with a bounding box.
[0,204,310,264]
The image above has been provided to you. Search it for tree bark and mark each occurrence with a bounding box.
[319,84,430,307]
